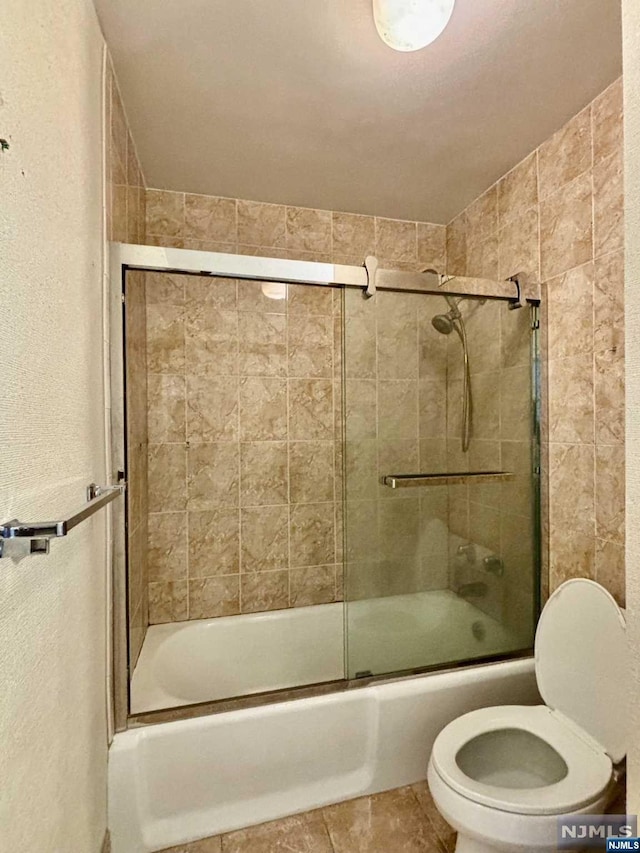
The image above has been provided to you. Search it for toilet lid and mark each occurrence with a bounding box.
[535,579,627,763]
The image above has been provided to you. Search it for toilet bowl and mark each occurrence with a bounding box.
[427,579,627,853]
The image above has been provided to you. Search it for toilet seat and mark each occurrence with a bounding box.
[430,704,612,815]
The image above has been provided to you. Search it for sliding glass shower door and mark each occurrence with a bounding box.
[342,287,540,679]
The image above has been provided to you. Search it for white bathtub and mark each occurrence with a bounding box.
[131,590,524,713]
[110,657,539,853]
[131,603,344,712]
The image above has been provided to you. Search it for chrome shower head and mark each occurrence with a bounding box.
[432,313,455,335]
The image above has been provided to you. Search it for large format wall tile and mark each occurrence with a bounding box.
[594,250,625,353]
[546,264,594,359]
[187,375,238,442]
[240,505,289,572]
[466,186,498,246]
[592,78,623,165]
[148,512,187,583]
[498,152,538,225]
[444,77,625,606]
[333,212,376,259]
[238,312,287,376]
[187,443,239,509]
[289,379,334,440]
[548,356,595,444]
[148,444,187,513]
[289,565,337,607]
[375,217,417,264]
[240,441,288,506]
[189,576,239,620]
[147,374,186,443]
[289,441,335,504]
[146,303,185,374]
[237,199,286,248]
[417,222,446,271]
[537,107,591,200]
[290,502,336,568]
[540,173,593,281]
[188,508,240,577]
[593,150,624,257]
[239,377,287,441]
[184,193,236,243]
[286,207,332,254]
[139,77,625,628]
[241,571,289,614]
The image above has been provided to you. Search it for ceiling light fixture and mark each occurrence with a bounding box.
[373,0,455,52]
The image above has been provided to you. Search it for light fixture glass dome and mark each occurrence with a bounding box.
[373,0,455,52]
[261,282,287,300]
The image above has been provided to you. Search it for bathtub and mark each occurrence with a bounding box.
[130,602,344,713]
[131,590,525,713]
[110,656,539,852]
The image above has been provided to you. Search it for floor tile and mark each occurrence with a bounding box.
[161,836,222,853]
[221,811,333,852]
[322,787,441,852]
[411,782,457,852]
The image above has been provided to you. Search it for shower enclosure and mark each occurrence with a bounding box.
[110,244,540,723]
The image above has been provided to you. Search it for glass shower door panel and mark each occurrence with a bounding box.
[343,288,539,679]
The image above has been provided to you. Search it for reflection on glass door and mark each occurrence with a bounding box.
[343,287,539,679]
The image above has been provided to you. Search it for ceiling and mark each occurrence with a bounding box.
[94,0,622,224]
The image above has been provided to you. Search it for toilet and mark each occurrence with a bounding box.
[427,579,627,853]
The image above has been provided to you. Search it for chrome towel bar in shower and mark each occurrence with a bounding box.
[0,482,125,562]
[382,472,513,488]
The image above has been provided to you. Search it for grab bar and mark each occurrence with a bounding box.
[0,482,125,562]
[382,472,513,488]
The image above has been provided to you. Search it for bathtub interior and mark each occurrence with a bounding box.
[130,588,531,714]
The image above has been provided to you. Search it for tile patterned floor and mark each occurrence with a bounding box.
[159,783,457,853]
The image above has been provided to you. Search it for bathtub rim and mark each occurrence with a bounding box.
[127,646,534,729]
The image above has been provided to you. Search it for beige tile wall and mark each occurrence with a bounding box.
[144,274,346,623]
[135,77,623,627]
[344,288,452,603]
[142,196,446,623]
[144,189,446,271]
[446,77,625,606]
[106,59,146,244]
[125,272,149,664]
[444,299,535,635]
[106,60,149,667]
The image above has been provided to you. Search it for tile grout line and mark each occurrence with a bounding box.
[182,275,190,621]
[589,101,598,554]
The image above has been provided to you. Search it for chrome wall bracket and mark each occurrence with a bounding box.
[363,255,378,299]
[507,274,528,309]
[0,483,125,563]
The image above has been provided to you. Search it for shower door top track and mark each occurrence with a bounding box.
[110,243,541,305]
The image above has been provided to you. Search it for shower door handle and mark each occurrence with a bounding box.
[382,472,513,488]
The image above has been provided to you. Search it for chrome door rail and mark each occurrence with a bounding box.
[112,243,541,305]
[0,483,125,562]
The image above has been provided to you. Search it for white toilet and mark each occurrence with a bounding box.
[427,578,627,853]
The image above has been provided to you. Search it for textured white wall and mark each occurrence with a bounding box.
[623,0,640,816]
[0,1,109,851]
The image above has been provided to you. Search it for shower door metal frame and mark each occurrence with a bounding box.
[110,242,541,302]
[109,242,542,732]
